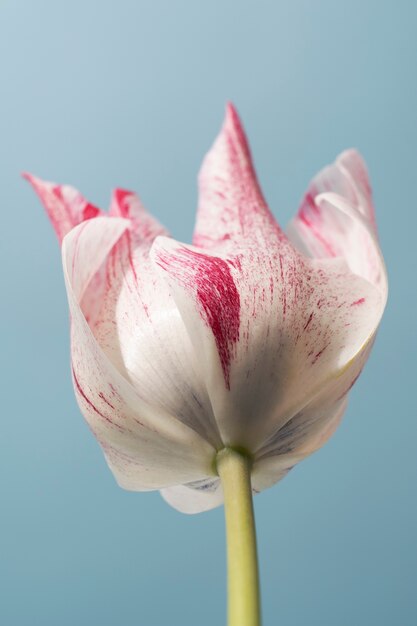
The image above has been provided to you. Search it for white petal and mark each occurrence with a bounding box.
[152,233,385,455]
[288,150,386,292]
[160,478,224,515]
[62,218,216,491]
[85,225,222,449]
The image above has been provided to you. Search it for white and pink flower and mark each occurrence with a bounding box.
[26,104,387,513]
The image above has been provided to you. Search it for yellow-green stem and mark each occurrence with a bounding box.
[216,448,261,626]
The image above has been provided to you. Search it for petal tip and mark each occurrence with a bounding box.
[22,171,46,189]
[22,171,32,182]
[223,101,247,145]
[224,100,239,124]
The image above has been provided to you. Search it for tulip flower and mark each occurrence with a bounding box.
[25,103,387,626]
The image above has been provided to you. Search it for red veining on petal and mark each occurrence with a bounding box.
[298,193,336,257]
[156,246,240,389]
[24,173,102,243]
[223,106,279,235]
[303,311,314,331]
[193,104,283,249]
[53,185,100,222]
[98,391,115,410]
[312,343,329,365]
[125,231,138,285]
[351,297,365,306]
[82,202,101,220]
[278,253,287,316]
[111,189,132,217]
[72,366,121,430]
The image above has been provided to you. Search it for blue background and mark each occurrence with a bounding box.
[1,1,416,624]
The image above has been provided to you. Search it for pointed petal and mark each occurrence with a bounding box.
[152,233,385,455]
[288,151,386,292]
[314,192,386,291]
[160,478,223,514]
[109,188,168,241]
[298,150,375,224]
[24,173,101,242]
[336,150,376,225]
[193,103,281,250]
[62,218,215,490]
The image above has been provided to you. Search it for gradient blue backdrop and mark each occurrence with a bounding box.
[1,1,416,625]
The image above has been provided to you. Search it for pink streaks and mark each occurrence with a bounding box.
[351,297,365,306]
[298,193,336,257]
[125,231,138,285]
[72,366,121,430]
[111,189,132,217]
[98,391,116,410]
[303,311,314,331]
[156,247,240,389]
[54,185,100,222]
[312,343,329,365]
[24,173,102,243]
[82,202,101,220]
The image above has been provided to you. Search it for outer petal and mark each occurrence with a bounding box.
[151,108,387,493]
[24,173,101,242]
[151,235,384,455]
[62,217,216,490]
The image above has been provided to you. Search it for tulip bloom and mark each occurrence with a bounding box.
[26,104,387,626]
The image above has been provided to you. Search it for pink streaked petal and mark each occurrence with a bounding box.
[193,103,282,251]
[152,237,241,390]
[288,151,385,293]
[337,149,376,227]
[24,173,102,243]
[109,188,168,242]
[62,218,215,490]
[152,234,384,455]
[296,149,375,229]
[313,192,387,292]
[86,227,222,448]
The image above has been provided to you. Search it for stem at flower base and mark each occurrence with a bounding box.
[216,447,261,626]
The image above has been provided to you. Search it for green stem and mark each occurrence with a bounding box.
[216,448,261,626]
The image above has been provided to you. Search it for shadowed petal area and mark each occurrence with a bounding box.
[62,218,216,490]
[24,173,101,242]
[252,396,347,493]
